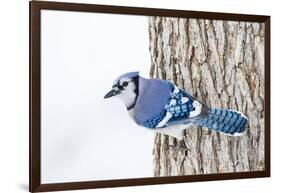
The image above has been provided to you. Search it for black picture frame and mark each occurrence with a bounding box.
[30,1,270,192]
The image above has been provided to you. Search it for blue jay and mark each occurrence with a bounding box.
[104,72,248,140]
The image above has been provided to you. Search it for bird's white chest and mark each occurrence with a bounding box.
[128,108,135,119]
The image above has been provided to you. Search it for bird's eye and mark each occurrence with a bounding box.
[123,82,129,87]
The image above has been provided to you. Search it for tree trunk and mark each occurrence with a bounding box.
[148,17,265,176]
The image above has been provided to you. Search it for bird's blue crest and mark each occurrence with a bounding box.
[116,71,139,80]
[114,72,140,85]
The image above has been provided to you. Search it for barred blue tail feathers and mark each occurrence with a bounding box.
[193,108,248,136]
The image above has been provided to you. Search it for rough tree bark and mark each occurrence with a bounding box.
[148,17,265,176]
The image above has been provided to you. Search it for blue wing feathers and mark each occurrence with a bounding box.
[140,81,203,128]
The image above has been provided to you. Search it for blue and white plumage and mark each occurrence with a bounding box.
[104,72,248,139]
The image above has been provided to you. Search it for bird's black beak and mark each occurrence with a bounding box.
[104,89,119,99]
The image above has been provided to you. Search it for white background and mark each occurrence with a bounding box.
[41,10,153,183]
[0,0,280,193]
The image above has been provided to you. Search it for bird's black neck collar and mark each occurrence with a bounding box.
[127,76,139,110]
